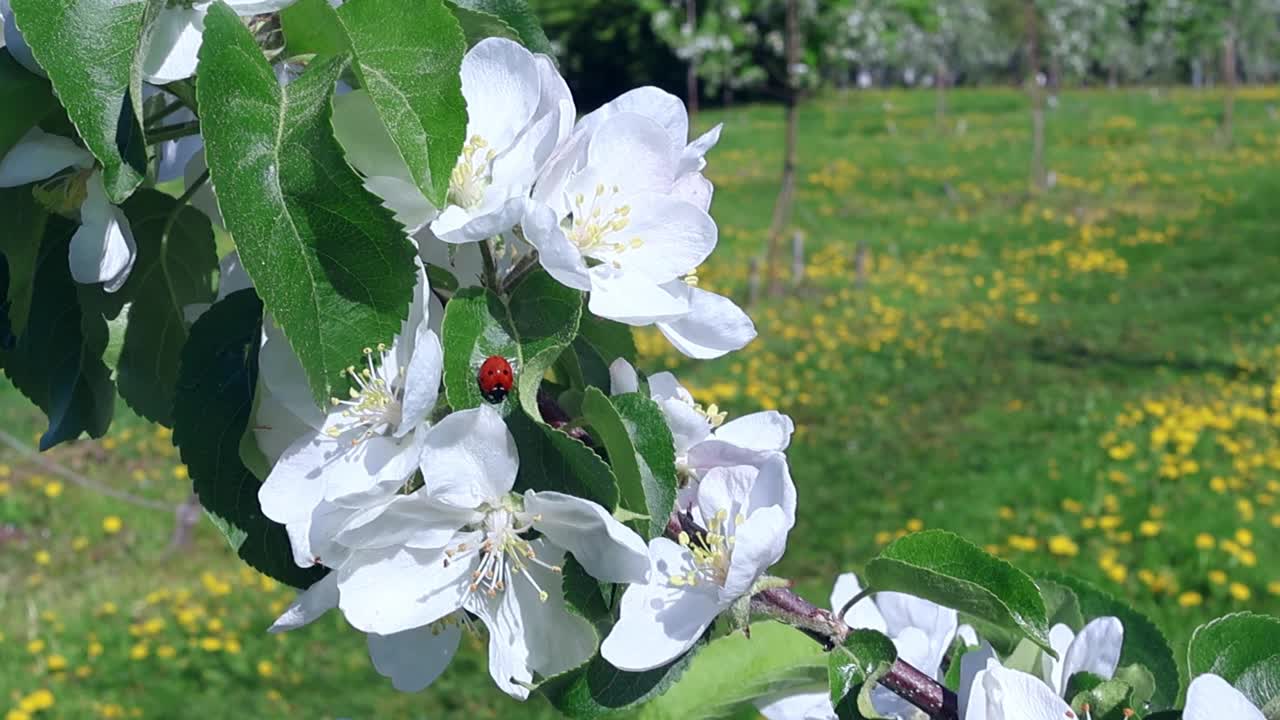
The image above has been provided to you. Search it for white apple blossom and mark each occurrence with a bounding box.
[965,660,1082,720]
[0,0,42,77]
[0,129,136,291]
[601,450,796,671]
[609,358,794,512]
[756,573,979,720]
[524,87,755,359]
[1184,673,1266,720]
[138,0,299,84]
[255,267,443,568]
[1041,617,1125,697]
[275,405,649,699]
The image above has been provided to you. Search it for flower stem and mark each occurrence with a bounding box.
[146,120,201,145]
[479,239,501,292]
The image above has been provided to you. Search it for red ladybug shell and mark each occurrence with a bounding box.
[478,355,514,403]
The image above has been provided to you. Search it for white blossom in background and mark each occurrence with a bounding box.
[0,129,136,291]
[609,358,794,512]
[138,0,299,83]
[274,405,650,698]
[1040,616,1124,697]
[601,449,795,671]
[0,0,43,76]
[757,573,978,720]
[1183,674,1267,720]
[525,87,756,359]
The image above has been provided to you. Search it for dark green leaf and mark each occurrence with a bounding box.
[447,0,553,54]
[1039,577,1085,631]
[634,622,826,720]
[425,263,459,293]
[1065,674,1142,720]
[510,269,582,415]
[336,0,466,207]
[865,530,1051,653]
[1188,612,1280,713]
[508,410,618,510]
[198,5,418,408]
[280,0,350,57]
[113,190,218,425]
[0,50,58,159]
[579,312,638,365]
[173,289,328,589]
[561,555,612,633]
[0,186,49,336]
[581,388,677,539]
[541,645,704,720]
[1,217,114,449]
[10,0,146,202]
[1041,572,1181,710]
[829,628,897,719]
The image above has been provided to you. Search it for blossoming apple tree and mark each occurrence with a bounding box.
[1,1,1278,718]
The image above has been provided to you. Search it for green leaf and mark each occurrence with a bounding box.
[1041,572,1181,710]
[424,263,459,293]
[172,289,328,590]
[0,50,58,159]
[579,313,638,365]
[1065,673,1144,720]
[447,0,553,54]
[508,410,618,510]
[280,0,350,57]
[448,2,522,46]
[865,530,1051,653]
[336,0,466,208]
[1188,612,1280,713]
[112,190,218,426]
[0,186,49,337]
[10,0,146,202]
[541,645,704,720]
[441,269,581,417]
[633,622,826,720]
[829,628,897,720]
[580,388,677,539]
[198,5,418,408]
[1,217,114,449]
[1038,576,1085,631]
[560,555,612,633]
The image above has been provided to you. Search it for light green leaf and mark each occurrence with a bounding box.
[1,216,114,449]
[1189,612,1280,713]
[173,289,329,590]
[10,0,146,202]
[581,387,678,539]
[447,0,553,54]
[113,190,218,426]
[1041,572,1180,710]
[865,530,1052,653]
[829,628,897,719]
[336,0,466,207]
[0,50,58,159]
[198,4,418,408]
[448,3,522,46]
[0,186,49,337]
[280,0,350,57]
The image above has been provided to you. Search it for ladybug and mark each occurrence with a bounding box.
[478,355,514,404]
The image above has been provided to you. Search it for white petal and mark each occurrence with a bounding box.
[419,406,517,507]
[588,270,689,326]
[258,316,325,430]
[657,285,757,359]
[268,572,338,632]
[337,543,472,634]
[608,358,639,395]
[714,412,794,453]
[1185,674,1266,720]
[225,0,301,13]
[153,100,201,182]
[471,539,597,699]
[368,622,461,693]
[983,665,1076,720]
[3,5,45,77]
[332,90,415,183]
[320,434,415,501]
[461,38,541,151]
[586,112,678,195]
[1059,616,1123,689]
[830,573,887,634]
[140,6,205,84]
[333,493,473,551]
[678,124,722,176]
[525,491,649,583]
[957,645,998,719]
[522,201,591,291]
[659,396,713,458]
[870,626,934,717]
[396,328,442,437]
[70,196,137,291]
[600,537,723,671]
[251,375,316,467]
[599,86,689,152]
[756,690,835,720]
[648,372,691,403]
[720,505,789,601]
[1044,623,1075,693]
[672,172,713,212]
[601,193,715,283]
[366,175,436,232]
[258,434,329,525]
[0,128,92,187]
[874,592,957,678]
[429,193,526,245]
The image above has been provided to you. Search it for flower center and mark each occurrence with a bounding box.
[326,344,404,444]
[565,184,637,261]
[668,509,744,589]
[443,499,562,602]
[448,135,496,210]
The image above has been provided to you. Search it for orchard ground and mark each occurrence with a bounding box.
[2,86,1279,718]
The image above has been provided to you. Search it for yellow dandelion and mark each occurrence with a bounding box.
[43,481,63,499]
[102,516,123,534]
[1048,535,1079,557]
[1178,591,1203,607]
[1229,582,1252,601]
[46,654,67,672]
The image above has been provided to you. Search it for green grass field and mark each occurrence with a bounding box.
[3,86,1279,719]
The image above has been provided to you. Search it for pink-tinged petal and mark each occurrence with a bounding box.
[367,621,461,693]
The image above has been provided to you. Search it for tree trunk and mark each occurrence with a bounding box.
[935,59,948,129]
[1222,26,1236,145]
[685,0,699,123]
[1025,0,1046,192]
[765,0,800,298]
